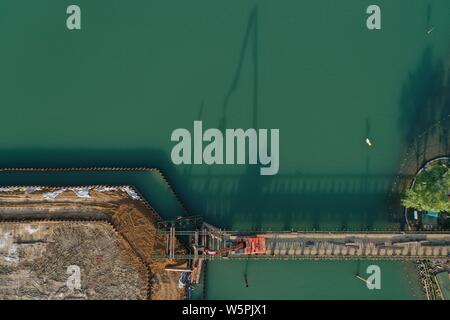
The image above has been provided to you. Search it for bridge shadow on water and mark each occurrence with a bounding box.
[177,168,408,231]
[0,146,408,231]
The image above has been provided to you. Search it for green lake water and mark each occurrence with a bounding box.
[201,260,422,300]
[1,0,449,299]
[436,272,450,300]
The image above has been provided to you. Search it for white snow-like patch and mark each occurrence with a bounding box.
[25,187,42,194]
[0,187,20,192]
[0,185,145,202]
[23,225,40,234]
[94,186,118,192]
[43,189,66,200]
[0,234,19,265]
[70,187,91,198]
[121,186,140,200]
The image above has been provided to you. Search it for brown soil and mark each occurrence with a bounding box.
[0,221,148,300]
[0,187,186,300]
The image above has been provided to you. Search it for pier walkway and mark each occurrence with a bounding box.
[159,220,450,261]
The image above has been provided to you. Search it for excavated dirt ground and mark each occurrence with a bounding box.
[0,222,148,299]
[0,186,186,300]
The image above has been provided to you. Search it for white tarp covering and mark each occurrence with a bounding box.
[121,186,140,200]
[43,189,66,200]
[70,187,91,198]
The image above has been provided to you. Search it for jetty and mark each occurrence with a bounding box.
[160,220,450,261]
[157,217,450,285]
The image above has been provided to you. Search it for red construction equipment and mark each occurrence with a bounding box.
[207,242,244,255]
[206,236,266,255]
[244,237,266,255]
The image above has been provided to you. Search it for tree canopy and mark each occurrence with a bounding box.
[402,164,449,212]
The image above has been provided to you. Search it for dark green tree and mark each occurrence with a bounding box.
[402,164,449,212]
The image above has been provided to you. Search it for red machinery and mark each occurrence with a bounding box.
[207,236,266,255]
[244,237,266,255]
[207,242,244,255]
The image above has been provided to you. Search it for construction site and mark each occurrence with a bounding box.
[0,185,186,300]
[0,221,148,299]
[0,183,449,300]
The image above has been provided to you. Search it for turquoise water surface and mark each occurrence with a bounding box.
[1,0,449,299]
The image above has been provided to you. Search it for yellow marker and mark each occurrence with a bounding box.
[365,138,372,146]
